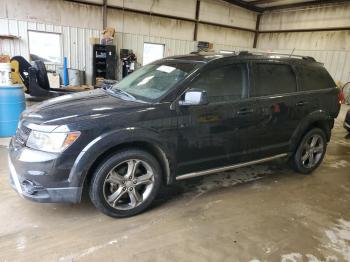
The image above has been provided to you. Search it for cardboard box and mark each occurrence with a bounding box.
[90,37,100,45]
[47,72,60,89]
[0,55,10,63]
[101,27,116,45]
[102,27,115,39]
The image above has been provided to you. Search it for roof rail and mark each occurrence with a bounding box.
[238,51,316,62]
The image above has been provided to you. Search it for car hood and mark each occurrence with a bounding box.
[22,89,150,126]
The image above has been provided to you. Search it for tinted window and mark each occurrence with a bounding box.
[188,64,247,103]
[297,65,335,91]
[252,63,297,97]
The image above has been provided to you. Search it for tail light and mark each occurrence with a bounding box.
[338,89,344,104]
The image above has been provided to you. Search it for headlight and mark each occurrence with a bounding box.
[26,131,80,153]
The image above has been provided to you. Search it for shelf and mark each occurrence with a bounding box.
[0,35,21,40]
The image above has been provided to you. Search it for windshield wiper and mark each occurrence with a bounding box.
[103,87,136,101]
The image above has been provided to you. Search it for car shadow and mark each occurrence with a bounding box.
[47,159,294,217]
[151,159,293,210]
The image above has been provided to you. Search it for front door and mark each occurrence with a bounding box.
[175,63,252,175]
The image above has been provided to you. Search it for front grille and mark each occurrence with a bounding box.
[15,123,31,146]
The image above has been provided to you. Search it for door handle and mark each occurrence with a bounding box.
[296,101,308,106]
[236,108,254,116]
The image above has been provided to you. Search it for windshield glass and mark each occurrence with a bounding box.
[111,62,197,102]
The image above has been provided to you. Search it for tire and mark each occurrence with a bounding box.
[34,61,51,89]
[290,128,327,174]
[89,149,162,218]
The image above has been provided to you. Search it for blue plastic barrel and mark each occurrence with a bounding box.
[0,85,26,137]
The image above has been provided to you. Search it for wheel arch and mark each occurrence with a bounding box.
[290,110,333,153]
[69,129,175,202]
[83,141,172,187]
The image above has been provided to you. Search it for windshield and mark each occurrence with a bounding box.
[111,62,197,102]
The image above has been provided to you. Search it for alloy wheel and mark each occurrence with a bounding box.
[103,159,155,210]
[300,134,324,169]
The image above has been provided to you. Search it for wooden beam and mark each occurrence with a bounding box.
[193,0,201,41]
[253,13,261,48]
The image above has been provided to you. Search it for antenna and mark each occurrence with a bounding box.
[289,48,295,58]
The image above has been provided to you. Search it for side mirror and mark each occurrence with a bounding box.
[179,89,208,106]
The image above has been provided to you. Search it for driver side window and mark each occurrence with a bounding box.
[188,64,247,103]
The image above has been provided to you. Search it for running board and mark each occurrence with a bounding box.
[176,153,288,181]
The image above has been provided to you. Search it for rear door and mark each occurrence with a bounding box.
[250,61,300,157]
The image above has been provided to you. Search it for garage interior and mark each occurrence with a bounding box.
[0,0,350,261]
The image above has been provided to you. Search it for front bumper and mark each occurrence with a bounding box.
[8,139,82,203]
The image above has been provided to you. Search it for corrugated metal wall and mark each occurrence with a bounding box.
[0,18,100,84]
[0,18,197,84]
[0,17,254,84]
[258,2,350,84]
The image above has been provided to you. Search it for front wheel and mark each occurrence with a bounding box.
[290,128,327,174]
[89,149,162,218]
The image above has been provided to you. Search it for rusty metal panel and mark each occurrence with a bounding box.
[107,0,197,20]
[257,31,350,51]
[2,0,103,30]
[107,8,195,41]
[198,23,255,46]
[199,0,258,30]
[260,2,350,31]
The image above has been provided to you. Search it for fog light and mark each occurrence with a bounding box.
[22,180,35,194]
[21,180,43,195]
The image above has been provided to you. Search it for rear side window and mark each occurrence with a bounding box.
[252,63,297,97]
[297,65,335,91]
[188,64,247,103]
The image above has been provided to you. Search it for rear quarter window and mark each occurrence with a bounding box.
[297,65,335,91]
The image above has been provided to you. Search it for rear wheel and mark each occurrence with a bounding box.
[291,128,327,174]
[89,149,162,218]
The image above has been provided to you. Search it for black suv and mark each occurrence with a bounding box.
[8,51,340,217]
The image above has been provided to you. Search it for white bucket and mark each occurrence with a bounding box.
[0,63,12,86]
